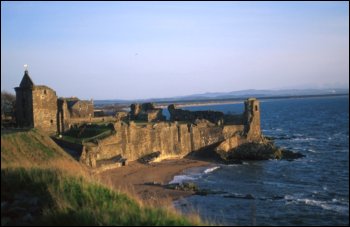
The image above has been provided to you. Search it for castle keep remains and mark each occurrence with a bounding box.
[15,70,94,134]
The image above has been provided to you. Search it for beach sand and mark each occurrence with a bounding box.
[97,158,211,205]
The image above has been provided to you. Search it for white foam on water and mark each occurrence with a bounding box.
[308,148,317,153]
[169,175,196,184]
[284,194,349,214]
[204,166,220,174]
[297,198,349,214]
[228,164,239,167]
[293,133,304,137]
[169,165,221,184]
[291,137,317,141]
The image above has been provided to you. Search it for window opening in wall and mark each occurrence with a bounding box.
[255,105,258,111]
[50,119,53,124]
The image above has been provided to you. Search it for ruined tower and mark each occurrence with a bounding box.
[15,69,58,134]
[57,98,70,134]
[243,98,261,141]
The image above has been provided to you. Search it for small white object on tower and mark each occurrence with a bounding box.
[24,64,28,71]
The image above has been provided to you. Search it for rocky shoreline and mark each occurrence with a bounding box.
[217,137,305,163]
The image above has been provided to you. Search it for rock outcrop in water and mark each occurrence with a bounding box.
[216,138,305,162]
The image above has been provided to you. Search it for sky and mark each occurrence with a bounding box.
[1,2,349,100]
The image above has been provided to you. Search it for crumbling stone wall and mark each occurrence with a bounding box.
[130,104,142,118]
[57,98,71,134]
[81,120,228,165]
[80,98,262,166]
[130,102,165,122]
[168,104,225,125]
[115,112,129,121]
[69,100,94,118]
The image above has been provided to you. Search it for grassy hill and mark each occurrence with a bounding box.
[1,128,83,169]
[1,128,201,226]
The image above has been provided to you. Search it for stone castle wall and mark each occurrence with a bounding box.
[130,103,165,122]
[69,101,94,118]
[32,87,58,133]
[168,104,225,125]
[80,121,246,166]
[80,99,261,167]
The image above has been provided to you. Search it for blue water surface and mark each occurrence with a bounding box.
[172,96,349,226]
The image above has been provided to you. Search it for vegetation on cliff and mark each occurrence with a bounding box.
[1,129,201,226]
[58,123,115,144]
[2,168,196,226]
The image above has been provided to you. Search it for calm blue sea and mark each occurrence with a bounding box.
[169,96,349,226]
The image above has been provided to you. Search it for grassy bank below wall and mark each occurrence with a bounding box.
[1,129,202,226]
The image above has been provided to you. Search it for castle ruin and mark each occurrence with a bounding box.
[15,69,94,134]
[130,103,165,122]
[80,99,261,167]
[15,69,262,168]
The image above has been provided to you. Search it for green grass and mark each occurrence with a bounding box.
[1,129,63,165]
[1,168,197,226]
[60,129,114,144]
[59,124,115,144]
[60,135,83,144]
[19,133,55,158]
[1,128,201,226]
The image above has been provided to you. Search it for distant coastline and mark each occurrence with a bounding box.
[154,93,349,109]
[95,93,349,112]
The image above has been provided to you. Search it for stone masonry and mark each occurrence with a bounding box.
[80,100,261,167]
[15,70,94,135]
[130,103,165,122]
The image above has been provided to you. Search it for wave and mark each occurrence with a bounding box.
[307,148,317,153]
[204,166,220,174]
[298,198,349,214]
[169,175,197,184]
[291,137,317,141]
[169,166,220,184]
[284,194,349,215]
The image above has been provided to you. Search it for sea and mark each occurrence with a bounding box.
[166,95,349,226]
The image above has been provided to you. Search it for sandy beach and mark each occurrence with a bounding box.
[97,158,212,205]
